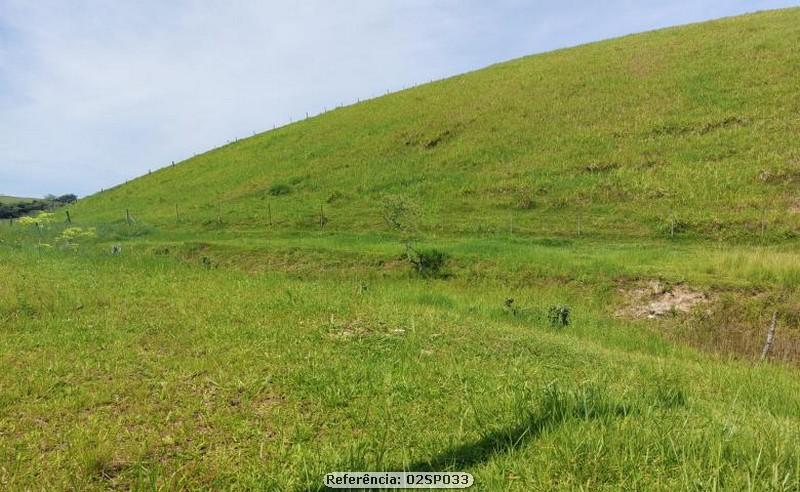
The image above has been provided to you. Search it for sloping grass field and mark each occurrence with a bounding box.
[2,238,800,490]
[70,9,800,242]
[2,8,800,491]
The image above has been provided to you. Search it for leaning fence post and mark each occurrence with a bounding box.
[760,311,778,362]
[65,211,72,224]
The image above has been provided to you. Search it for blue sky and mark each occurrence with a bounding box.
[1,1,797,197]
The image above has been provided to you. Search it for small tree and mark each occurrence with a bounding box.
[381,194,421,241]
[380,194,449,278]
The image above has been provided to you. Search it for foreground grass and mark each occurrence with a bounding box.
[2,241,800,490]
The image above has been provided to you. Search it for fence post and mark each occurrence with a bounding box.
[268,203,272,226]
[760,311,778,362]
[65,211,71,224]
[126,209,132,226]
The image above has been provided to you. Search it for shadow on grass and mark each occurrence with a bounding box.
[299,384,631,491]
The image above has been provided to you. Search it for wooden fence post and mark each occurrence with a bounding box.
[760,311,778,362]
[65,211,71,224]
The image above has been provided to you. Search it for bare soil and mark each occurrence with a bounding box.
[617,280,708,319]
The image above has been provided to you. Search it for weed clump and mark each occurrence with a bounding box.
[406,247,449,278]
[269,183,291,196]
[152,246,171,256]
[584,162,619,173]
[504,298,517,316]
[516,195,536,210]
[660,216,690,237]
[548,305,570,327]
[326,191,344,204]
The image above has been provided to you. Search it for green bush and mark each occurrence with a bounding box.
[407,247,449,278]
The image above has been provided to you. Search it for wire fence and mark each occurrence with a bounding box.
[0,202,785,244]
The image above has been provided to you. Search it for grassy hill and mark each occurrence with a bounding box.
[3,8,800,491]
[70,8,800,241]
[0,195,37,204]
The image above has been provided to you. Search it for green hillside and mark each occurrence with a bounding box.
[4,9,800,491]
[0,195,37,204]
[72,8,800,241]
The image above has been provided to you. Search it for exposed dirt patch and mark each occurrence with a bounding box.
[758,169,800,184]
[584,162,619,173]
[617,281,709,319]
[400,125,461,150]
[252,393,285,417]
[650,116,748,137]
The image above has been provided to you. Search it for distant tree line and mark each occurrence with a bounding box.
[0,194,77,219]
